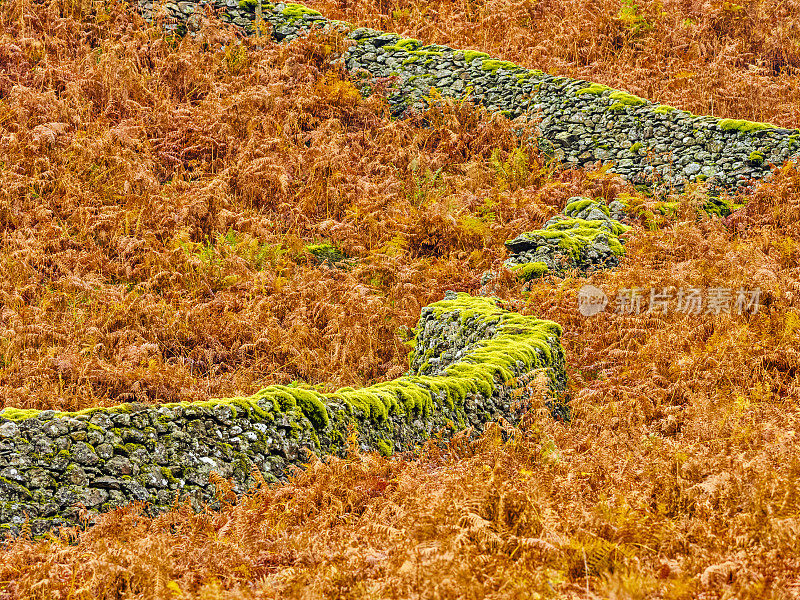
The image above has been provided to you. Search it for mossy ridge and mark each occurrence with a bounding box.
[575,83,611,96]
[480,59,519,74]
[609,91,646,106]
[718,118,775,133]
[0,408,43,421]
[652,105,676,114]
[385,38,421,51]
[461,50,490,63]
[281,3,321,18]
[0,403,136,422]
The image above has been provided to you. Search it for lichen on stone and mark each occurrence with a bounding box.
[504,197,629,277]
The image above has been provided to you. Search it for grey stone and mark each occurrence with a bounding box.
[104,456,133,477]
[0,422,19,438]
[65,465,89,486]
[71,442,99,466]
[684,162,702,176]
[92,476,122,490]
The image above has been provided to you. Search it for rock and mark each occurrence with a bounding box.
[684,162,702,176]
[104,456,133,477]
[91,476,122,490]
[0,422,19,439]
[71,442,99,466]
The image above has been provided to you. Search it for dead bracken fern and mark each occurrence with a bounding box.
[2,0,800,598]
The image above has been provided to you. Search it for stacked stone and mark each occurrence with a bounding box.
[536,81,799,190]
[504,197,630,279]
[133,1,800,191]
[344,30,539,119]
[0,293,566,536]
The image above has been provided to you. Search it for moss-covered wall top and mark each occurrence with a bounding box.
[137,1,800,191]
[0,293,566,536]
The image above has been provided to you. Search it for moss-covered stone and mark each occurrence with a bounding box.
[575,83,611,96]
[462,50,490,63]
[608,90,646,106]
[652,105,676,114]
[511,261,550,281]
[306,242,344,264]
[480,59,518,74]
[281,3,321,18]
[718,119,775,133]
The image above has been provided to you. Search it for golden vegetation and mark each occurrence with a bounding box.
[317,0,800,127]
[2,0,800,597]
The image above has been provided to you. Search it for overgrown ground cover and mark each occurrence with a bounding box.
[315,0,800,127]
[2,0,800,597]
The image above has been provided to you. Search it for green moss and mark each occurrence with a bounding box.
[609,90,646,106]
[507,217,630,262]
[608,103,626,112]
[480,59,518,73]
[388,38,421,51]
[575,83,610,96]
[703,196,743,218]
[653,105,676,114]
[281,3,321,18]
[0,476,32,498]
[748,151,765,164]
[306,243,344,264]
[285,387,329,430]
[123,442,143,455]
[376,439,393,456]
[630,142,644,153]
[463,50,490,63]
[0,404,130,421]
[655,201,680,216]
[718,119,775,133]
[0,408,42,421]
[511,262,550,281]
[564,198,609,215]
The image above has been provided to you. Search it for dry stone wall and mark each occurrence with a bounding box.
[0,293,566,536]
[138,1,800,191]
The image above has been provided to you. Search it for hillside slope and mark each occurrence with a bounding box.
[1,0,800,598]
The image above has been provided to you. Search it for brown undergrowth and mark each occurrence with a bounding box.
[312,0,800,127]
[2,0,800,598]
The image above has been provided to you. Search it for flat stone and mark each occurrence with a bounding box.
[91,476,122,490]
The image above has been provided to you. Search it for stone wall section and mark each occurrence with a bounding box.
[137,1,800,191]
[0,293,565,536]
